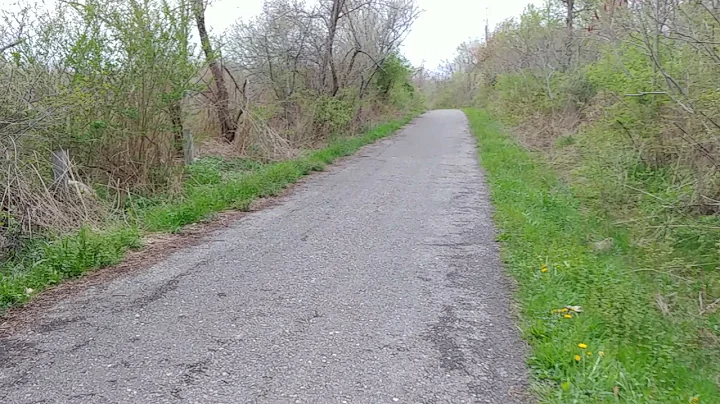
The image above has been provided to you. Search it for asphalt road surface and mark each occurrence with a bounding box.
[0,110,529,403]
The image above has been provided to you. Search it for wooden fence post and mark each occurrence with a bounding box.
[51,149,70,189]
[183,130,195,166]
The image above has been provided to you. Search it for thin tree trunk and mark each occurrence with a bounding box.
[193,0,237,143]
[183,130,196,166]
[321,0,343,96]
[169,101,184,157]
[564,0,574,70]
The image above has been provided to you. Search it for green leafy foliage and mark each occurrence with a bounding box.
[374,54,415,106]
[313,95,355,135]
[45,0,199,186]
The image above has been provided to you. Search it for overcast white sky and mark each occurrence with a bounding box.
[205,0,543,68]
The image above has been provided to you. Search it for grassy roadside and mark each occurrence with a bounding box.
[464,109,719,403]
[0,113,418,310]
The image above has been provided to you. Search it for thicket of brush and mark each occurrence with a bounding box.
[0,0,422,262]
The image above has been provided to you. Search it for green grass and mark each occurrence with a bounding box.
[0,113,417,310]
[464,109,718,403]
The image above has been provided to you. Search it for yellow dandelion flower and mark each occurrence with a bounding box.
[574,355,581,362]
[541,267,548,273]
[563,314,573,319]
[690,397,699,403]
[578,343,588,349]
[560,308,569,313]
[598,351,605,357]
[587,351,593,356]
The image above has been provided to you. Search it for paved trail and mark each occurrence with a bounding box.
[0,110,528,403]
